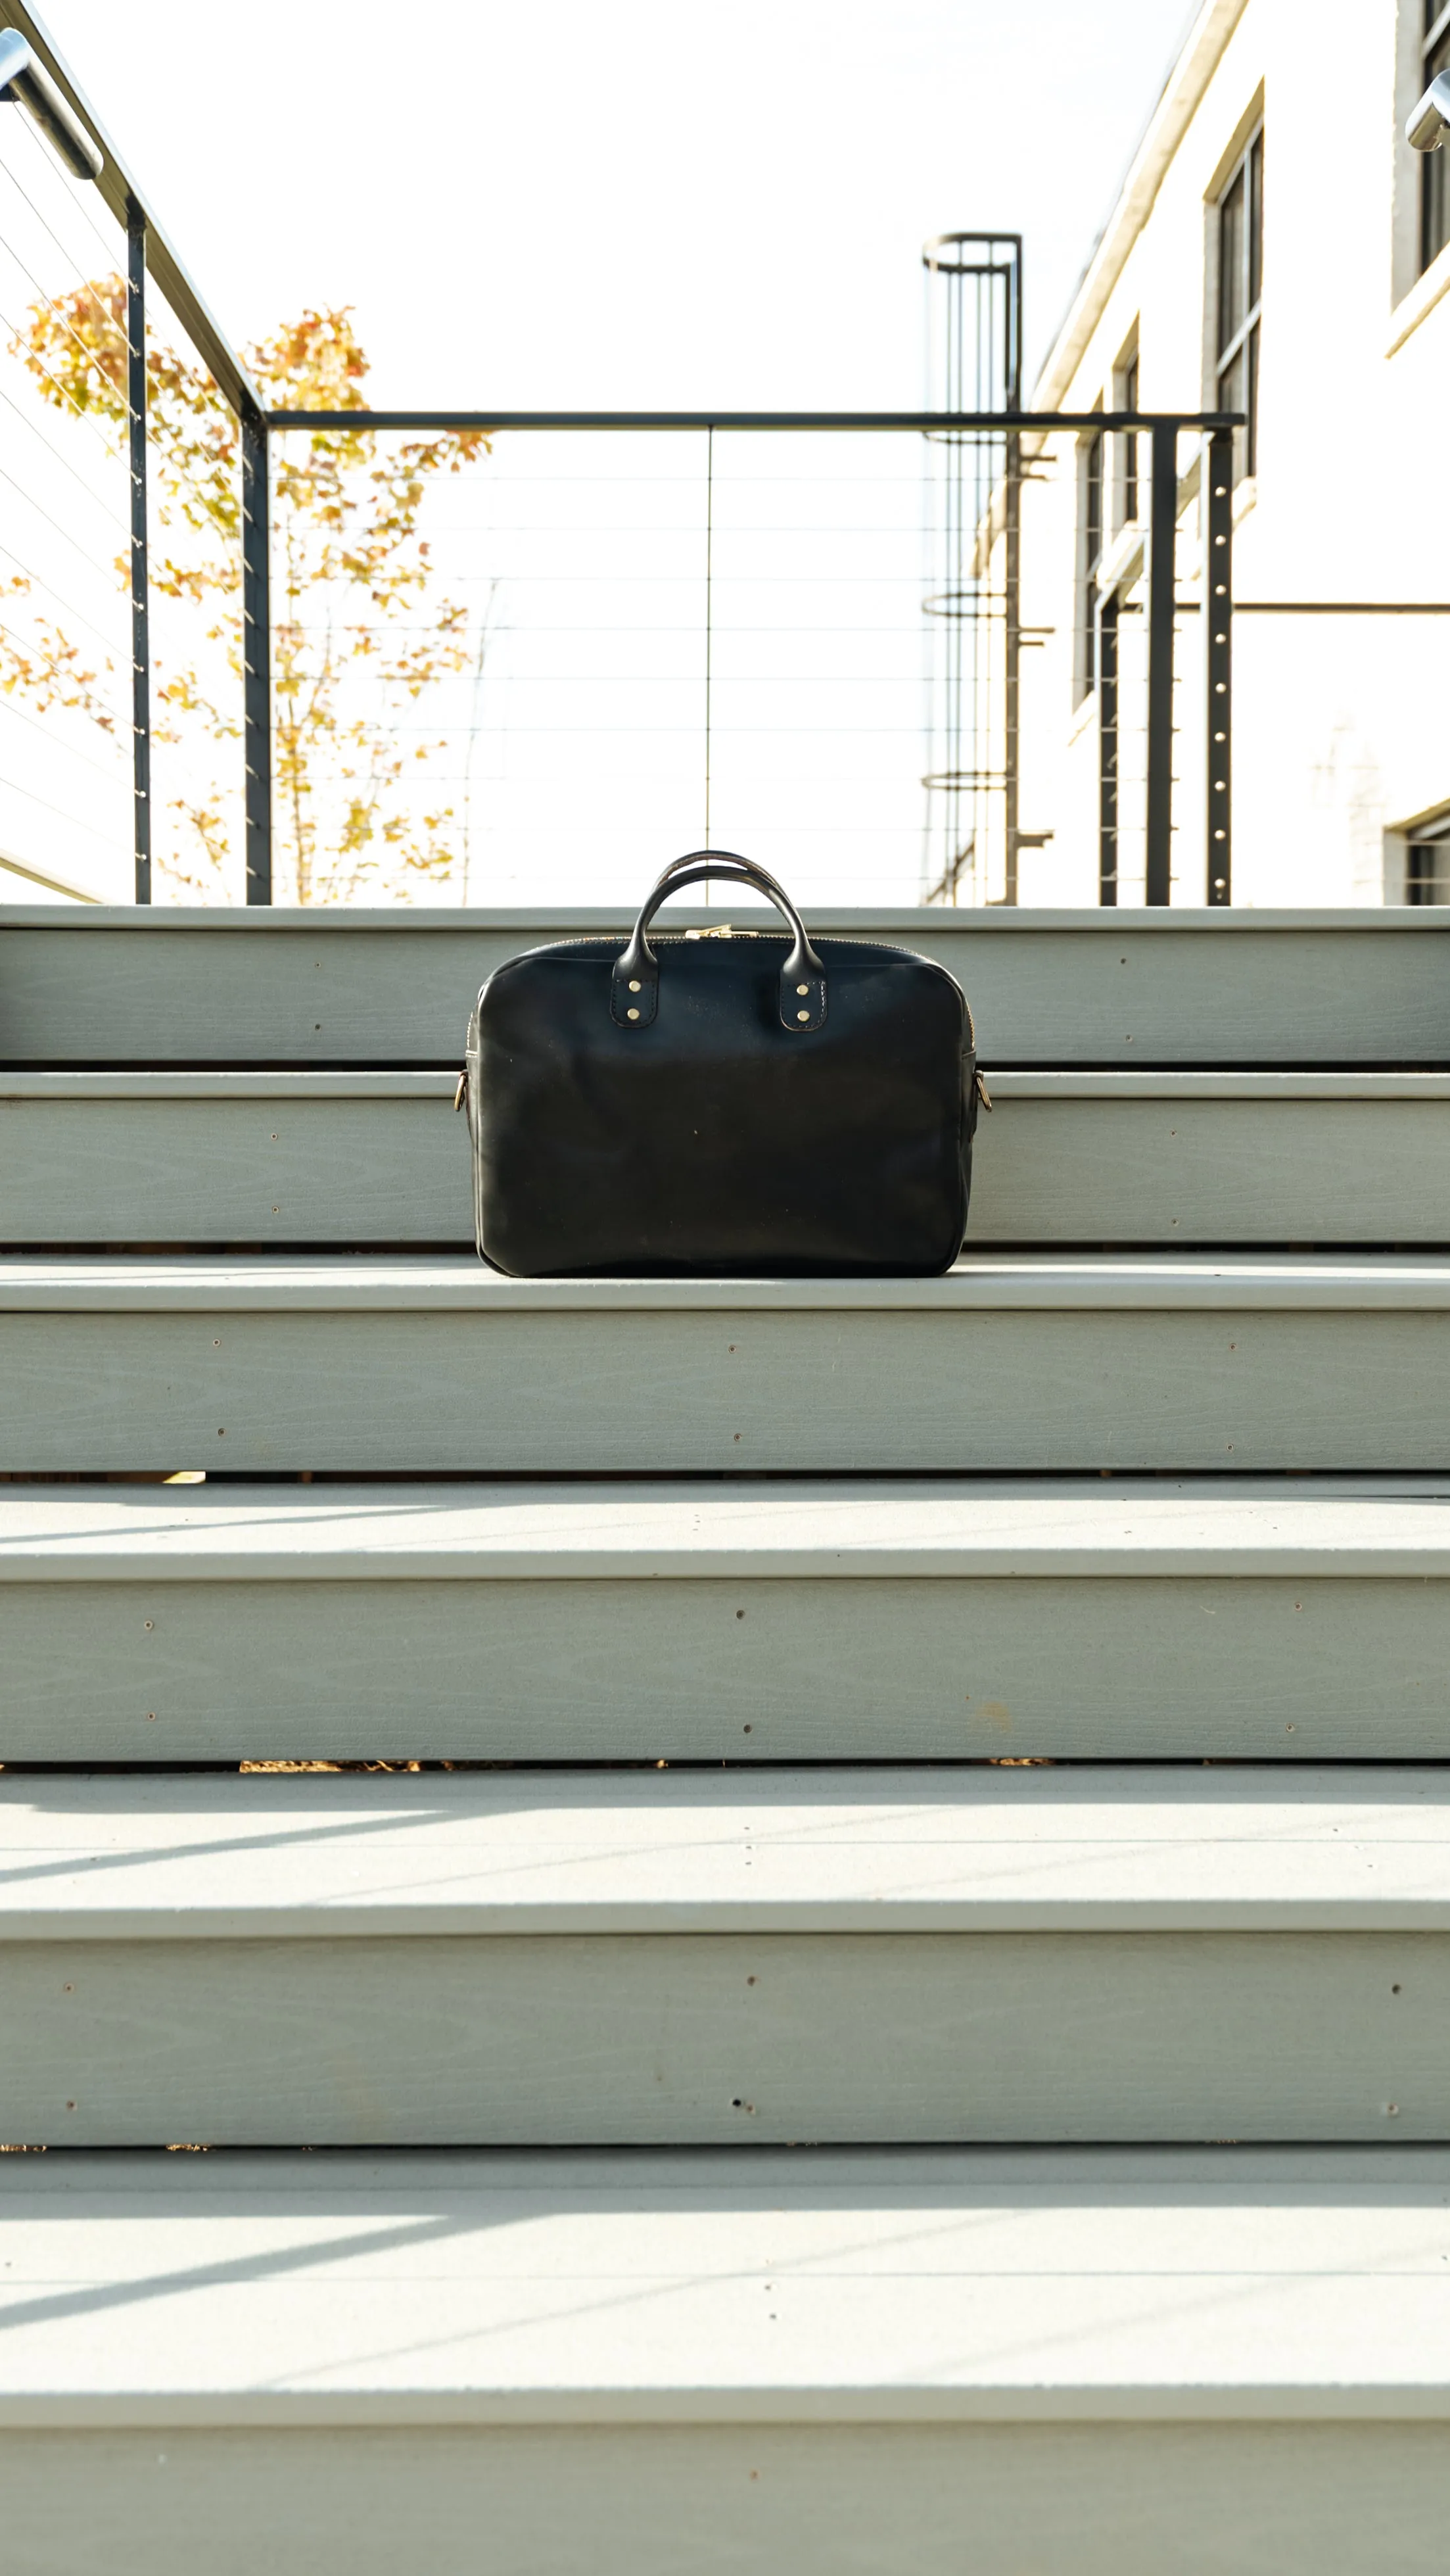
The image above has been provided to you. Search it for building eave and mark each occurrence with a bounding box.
[1031,0,1251,408]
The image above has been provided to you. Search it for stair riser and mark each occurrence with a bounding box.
[7,1308,1450,1471]
[5,910,1449,1064]
[4,1930,1439,2145]
[4,1575,1447,1759]
[2,2423,1443,2576]
[6,1093,1449,1247]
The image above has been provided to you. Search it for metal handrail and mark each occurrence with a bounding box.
[266,408,1242,433]
[2,1,264,417]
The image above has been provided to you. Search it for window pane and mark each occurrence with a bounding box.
[1217,337,1257,483]
[1426,27,1450,271]
[1219,167,1245,352]
[1080,431,1104,696]
[1217,346,1243,421]
[1246,320,1259,475]
[1408,838,1450,903]
[1248,132,1263,308]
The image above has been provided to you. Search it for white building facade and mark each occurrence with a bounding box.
[1012,0,1450,909]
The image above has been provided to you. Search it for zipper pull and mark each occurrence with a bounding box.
[975,1069,993,1112]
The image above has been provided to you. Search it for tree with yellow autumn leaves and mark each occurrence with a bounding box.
[2,284,487,901]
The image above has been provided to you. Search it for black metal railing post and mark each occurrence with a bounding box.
[1098,588,1119,905]
[241,404,272,903]
[1205,427,1233,903]
[126,195,150,905]
[1144,419,1178,905]
[1003,428,1021,905]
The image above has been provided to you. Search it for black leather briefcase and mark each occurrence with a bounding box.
[460,849,983,1277]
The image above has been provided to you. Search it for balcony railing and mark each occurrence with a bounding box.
[41,7,1450,915]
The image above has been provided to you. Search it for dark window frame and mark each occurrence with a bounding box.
[1422,0,1450,275]
[1407,813,1450,903]
[1111,344,1140,531]
[1078,421,1106,700]
[1215,121,1263,480]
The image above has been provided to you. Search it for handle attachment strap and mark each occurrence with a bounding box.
[611,850,826,1033]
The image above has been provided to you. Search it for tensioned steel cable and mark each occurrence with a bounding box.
[0,534,129,657]
[0,295,128,468]
[0,373,126,525]
[0,681,129,780]
[0,767,125,840]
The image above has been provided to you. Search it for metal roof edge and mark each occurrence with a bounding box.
[1031,0,1251,410]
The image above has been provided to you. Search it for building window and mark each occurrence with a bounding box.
[1215,123,1263,479]
[1424,1,1450,272]
[1407,814,1450,901]
[1113,341,1140,529]
[1078,422,1105,698]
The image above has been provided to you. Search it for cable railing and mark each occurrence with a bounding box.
[248,408,1243,913]
[0,86,128,898]
[18,8,1445,915]
[0,2,256,907]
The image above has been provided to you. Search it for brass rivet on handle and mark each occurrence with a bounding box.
[627,1008,640,1021]
[796,983,808,995]
[796,1009,810,1024]
[628,979,642,992]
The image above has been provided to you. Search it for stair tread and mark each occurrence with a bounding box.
[3,1768,1450,1933]
[3,2145,1450,2422]
[7,903,1450,1071]
[6,1477,1450,1577]
[11,1071,1450,1255]
[6,1252,1450,1309]
[11,1068,1450,1098]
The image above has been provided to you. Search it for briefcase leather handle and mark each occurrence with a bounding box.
[611,850,826,1034]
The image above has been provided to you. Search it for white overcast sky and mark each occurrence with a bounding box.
[38,0,1194,409]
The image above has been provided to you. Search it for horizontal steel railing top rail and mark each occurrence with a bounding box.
[263,410,1242,433]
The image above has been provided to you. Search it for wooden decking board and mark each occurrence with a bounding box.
[7,1566,1450,1759]
[8,1070,1450,1247]
[5,1477,1450,1579]
[11,1070,1450,1098]
[4,2424,1449,2576]
[5,904,1450,1065]
[5,2147,1450,2421]
[11,1923,1450,2143]
[7,1260,1450,1471]
[1,1767,1449,1934]
[2,1775,1449,2143]
[7,1251,1450,1310]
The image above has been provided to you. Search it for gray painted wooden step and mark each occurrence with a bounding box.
[1,1769,1447,2145]
[8,1070,1450,1247]
[16,2427,1450,2576]
[3,2149,1450,2575]
[6,2142,1450,2418]
[9,1765,1450,1934]
[5,1479,1450,1759]
[3,903,1449,1066]
[7,1255,1450,1473]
